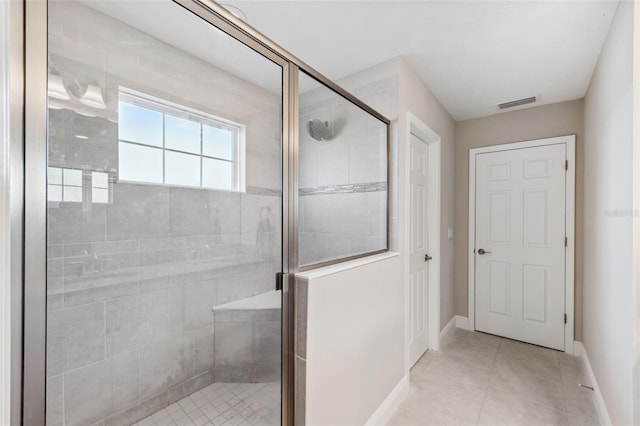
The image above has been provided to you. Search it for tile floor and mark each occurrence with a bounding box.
[132,382,280,426]
[387,329,600,426]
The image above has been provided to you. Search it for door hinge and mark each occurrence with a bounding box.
[275,272,284,291]
[564,314,567,324]
[565,160,568,170]
[565,237,568,247]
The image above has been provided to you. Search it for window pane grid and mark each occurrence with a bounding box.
[118,90,241,191]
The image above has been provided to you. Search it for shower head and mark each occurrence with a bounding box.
[306,119,331,141]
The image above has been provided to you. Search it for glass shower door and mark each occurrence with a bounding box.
[45,1,283,425]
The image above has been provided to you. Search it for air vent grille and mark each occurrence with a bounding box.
[498,96,537,109]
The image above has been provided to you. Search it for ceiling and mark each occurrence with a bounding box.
[222,0,619,120]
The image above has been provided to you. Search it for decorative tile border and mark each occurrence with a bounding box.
[299,181,387,196]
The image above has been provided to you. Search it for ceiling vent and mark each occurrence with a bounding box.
[497,96,537,110]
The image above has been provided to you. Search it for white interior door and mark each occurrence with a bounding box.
[474,144,566,350]
[409,133,430,366]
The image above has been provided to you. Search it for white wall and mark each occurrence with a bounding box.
[583,1,635,424]
[297,253,403,426]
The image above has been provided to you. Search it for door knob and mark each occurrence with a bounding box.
[425,254,433,261]
[478,248,492,255]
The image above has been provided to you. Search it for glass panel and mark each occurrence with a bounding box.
[165,114,201,154]
[165,151,200,187]
[62,168,82,186]
[118,101,163,146]
[48,166,62,184]
[202,157,233,190]
[48,185,62,202]
[92,171,109,188]
[298,71,388,267]
[203,125,234,160]
[92,187,109,203]
[63,185,82,202]
[118,142,163,183]
[47,1,283,425]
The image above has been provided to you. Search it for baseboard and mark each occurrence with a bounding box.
[455,315,470,330]
[364,376,409,426]
[575,341,612,426]
[440,316,456,340]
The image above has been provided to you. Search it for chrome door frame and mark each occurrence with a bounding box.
[22,0,391,425]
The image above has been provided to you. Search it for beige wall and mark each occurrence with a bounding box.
[454,99,584,339]
[583,1,634,424]
[397,60,457,331]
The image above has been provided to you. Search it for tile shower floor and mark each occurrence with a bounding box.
[133,382,280,426]
[388,328,600,426]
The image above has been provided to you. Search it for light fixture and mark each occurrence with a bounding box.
[79,84,106,109]
[48,71,70,100]
[74,134,89,140]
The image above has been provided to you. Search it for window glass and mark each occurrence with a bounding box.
[63,168,82,186]
[48,184,62,202]
[203,125,234,160]
[165,151,201,187]
[117,90,243,191]
[165,114,201,154]
[203,157,233,190]
[118,142,163,183]
[63,185,82,202]
[118,101,163,146]
[48,166,62,184]
[92,188,109,203]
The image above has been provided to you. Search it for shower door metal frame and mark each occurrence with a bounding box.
[21,0,391,425]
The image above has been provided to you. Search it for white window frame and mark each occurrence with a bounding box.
[118,87,246,192]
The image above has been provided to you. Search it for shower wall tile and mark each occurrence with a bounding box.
[107,184,171,238]
[47,302,105,377]
[137,335,189,400]
[184,281,216,330]
[169,188,212,236]
[48,204,107,245]
[302,195,334,233]
[316,233,350,261]
[186,325,215,377]
[299,233,317,267]
[332,193,368,236]
[64,360,112,426]
[349,139,386,184]
[214,322,253,367]
[246,150,281,191]
[46,376,64,426]
[254,363,281,382]
[110,351,139,412]
[368,191,388,236]
[254,322,280,365]
[64,280,139,308]
[316,142,349,186]
[104,390,168,426]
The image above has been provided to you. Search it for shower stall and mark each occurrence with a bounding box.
[13,0,390,425]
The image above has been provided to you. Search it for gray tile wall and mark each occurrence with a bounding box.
[46,3,282,426]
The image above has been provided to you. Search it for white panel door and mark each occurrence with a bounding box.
[475,144,566,350]
[409,133,430,366]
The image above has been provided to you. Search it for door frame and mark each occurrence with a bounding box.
[467,135,576,354]
[404,112,441,361]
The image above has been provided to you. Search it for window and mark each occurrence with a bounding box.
[47,167,110,204]
[118,89,244,191]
